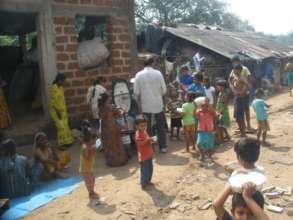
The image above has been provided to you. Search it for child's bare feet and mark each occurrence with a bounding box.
[89,192,100,199]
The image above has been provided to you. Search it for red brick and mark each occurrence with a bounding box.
[108,34,117,42]
[64,27,76,35]
[80,0,91,4]
[56,36,68,44]
[122,66,131,73]
[110,43,123,50]
[118,34,129,42]
[72,97,84,104]
[68,106,77,114]
[55,26,63,34]
[78,104,90,112]
[54,17,66,25]
[121,52,131,58]
[124,43,130,50]
[65,18,75,26]
[64,89,76,96]
[64,71,74,78]
[68,62,79,70]
[112,59,123,66]
[70,53,78,60]
[112,67,122,73]
[85,78,95,86]
[77,88,87,95]
[124,59,131,66]
[56,45,64,52]
[70,36,77,43]
[112,50,121,57]
[93,0,104,5]
[63,81,71,87]
[57,62,66,71]
[72,80,84,87]
[75,70,85,78]
[66,44,77,52]
[57,53,69,61]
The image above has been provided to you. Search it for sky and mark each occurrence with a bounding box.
[226,0,293,35]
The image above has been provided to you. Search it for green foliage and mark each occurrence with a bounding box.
[0,36,19,46]
[135,0,254,32]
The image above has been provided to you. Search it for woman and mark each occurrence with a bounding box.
[34,132,70,178]
[0,78,11,129]
[285,63,293,97]
[50,73,74,147]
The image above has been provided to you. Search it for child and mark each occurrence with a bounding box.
[203,77,216,106]
[216,80,231,141]
[213,182,270,220]
[86,76,107,136]
[187,73,206,96]
[135,117,155,189]
[252,89,270,145]
[196,97,217,161]
[181,92,196,152]
[79,119,98,198]
[166,84,183,140]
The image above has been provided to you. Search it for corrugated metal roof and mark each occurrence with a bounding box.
[163,25,293,60]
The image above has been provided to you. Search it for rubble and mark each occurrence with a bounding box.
[266,205,283,213]
[197,198,212,210]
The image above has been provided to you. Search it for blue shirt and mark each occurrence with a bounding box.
[252,99,268,121]
[180,74,193,86]
[187,83,206,96]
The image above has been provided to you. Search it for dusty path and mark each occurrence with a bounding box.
[21,92,293,220]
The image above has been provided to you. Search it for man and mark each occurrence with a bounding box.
[179,66,193,100]
[134,57,168,153]
[229,56,252,131]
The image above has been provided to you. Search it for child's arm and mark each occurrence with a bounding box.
[213,185,233,219]
[242,183,270,220]
[264,103,271,108]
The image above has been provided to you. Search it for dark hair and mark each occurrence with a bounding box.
[187,93,196,102]
[233,64,243,71]
[234,138,260,164]
[92,76,107,98]
[1,139,16,157]
[144,57,154,67]
[53,73,66,85]
[255,88,264,98]
[194,73,204,82]
[216,79,227,88]
[135,117,147,126]
[232,55,241,63]
[81,119,96,142]
[98,93,109,107]
[203,77,210,88]
[180,66,189,72]
[232,191,265,213]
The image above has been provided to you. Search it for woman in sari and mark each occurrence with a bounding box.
[0,78,11,129]
[50,73,74,147]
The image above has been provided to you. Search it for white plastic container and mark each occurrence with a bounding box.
[194,97,207,106]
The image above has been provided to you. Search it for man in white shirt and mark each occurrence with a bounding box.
[134,57,168,153]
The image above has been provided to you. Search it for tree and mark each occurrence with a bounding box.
[135,0,254,32]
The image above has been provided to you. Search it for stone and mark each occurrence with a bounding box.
[266,205,283,213]
[198,199,212,210]
[286,207,293,216]
[262,186,275,193]
[192,194,200,200]
[269,157,293,165]
[169,201,181,209]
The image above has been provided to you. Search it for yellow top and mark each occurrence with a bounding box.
[79,145,96,173]
[229,65,251,84]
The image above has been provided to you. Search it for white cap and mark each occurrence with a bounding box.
[130,78,135,83]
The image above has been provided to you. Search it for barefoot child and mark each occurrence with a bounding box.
[135,117,155,189]
[216,80,231,141]
[196,97,217,161]
[79,119,98,198]
[213,182,270,220]
[181,92,196,152]
[252,89,270,145]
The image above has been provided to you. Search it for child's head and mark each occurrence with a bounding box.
[201,97,210,111]
[94,76,107,87]
[1,139,16,157]
[180,66,189,76]
[234,138,260,167]
[231,191,264,220]
[255,88,264,99]
[233,64,243,76]
[34,132,50,150]
[135,117,148,132]
[216,80,227,92]
[193,73,203,84]
[187,92,196,103]
[203,77,210,88]
[81,119,97,144]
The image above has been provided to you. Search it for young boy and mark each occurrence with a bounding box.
[181,92,196,152]
[203,77,216,106]
[213,182,270,220]
[252,89,271,145]
[135,118,155,190]
[188,73,206,96]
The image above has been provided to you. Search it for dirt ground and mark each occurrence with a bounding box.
[17,92,293,220]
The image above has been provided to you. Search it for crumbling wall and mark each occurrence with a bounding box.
[53,0,135,119]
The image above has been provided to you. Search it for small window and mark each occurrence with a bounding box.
[0,35,20,47]
[75,15,110,70]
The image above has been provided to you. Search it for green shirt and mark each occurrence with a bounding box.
[182,102,195,126]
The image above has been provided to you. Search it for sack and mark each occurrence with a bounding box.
[77,37,110,69]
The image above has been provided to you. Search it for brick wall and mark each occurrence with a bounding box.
[53,0,134,119]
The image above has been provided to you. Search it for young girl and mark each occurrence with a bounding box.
[181,92,196,152]
[79,119,98,198]
[86,77,107,136]
[216,80,231,141]
[196,97,217,161]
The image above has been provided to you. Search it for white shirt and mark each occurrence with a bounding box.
[86,84,107,119]
[134,67,167,113]
[204,86,216,105]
